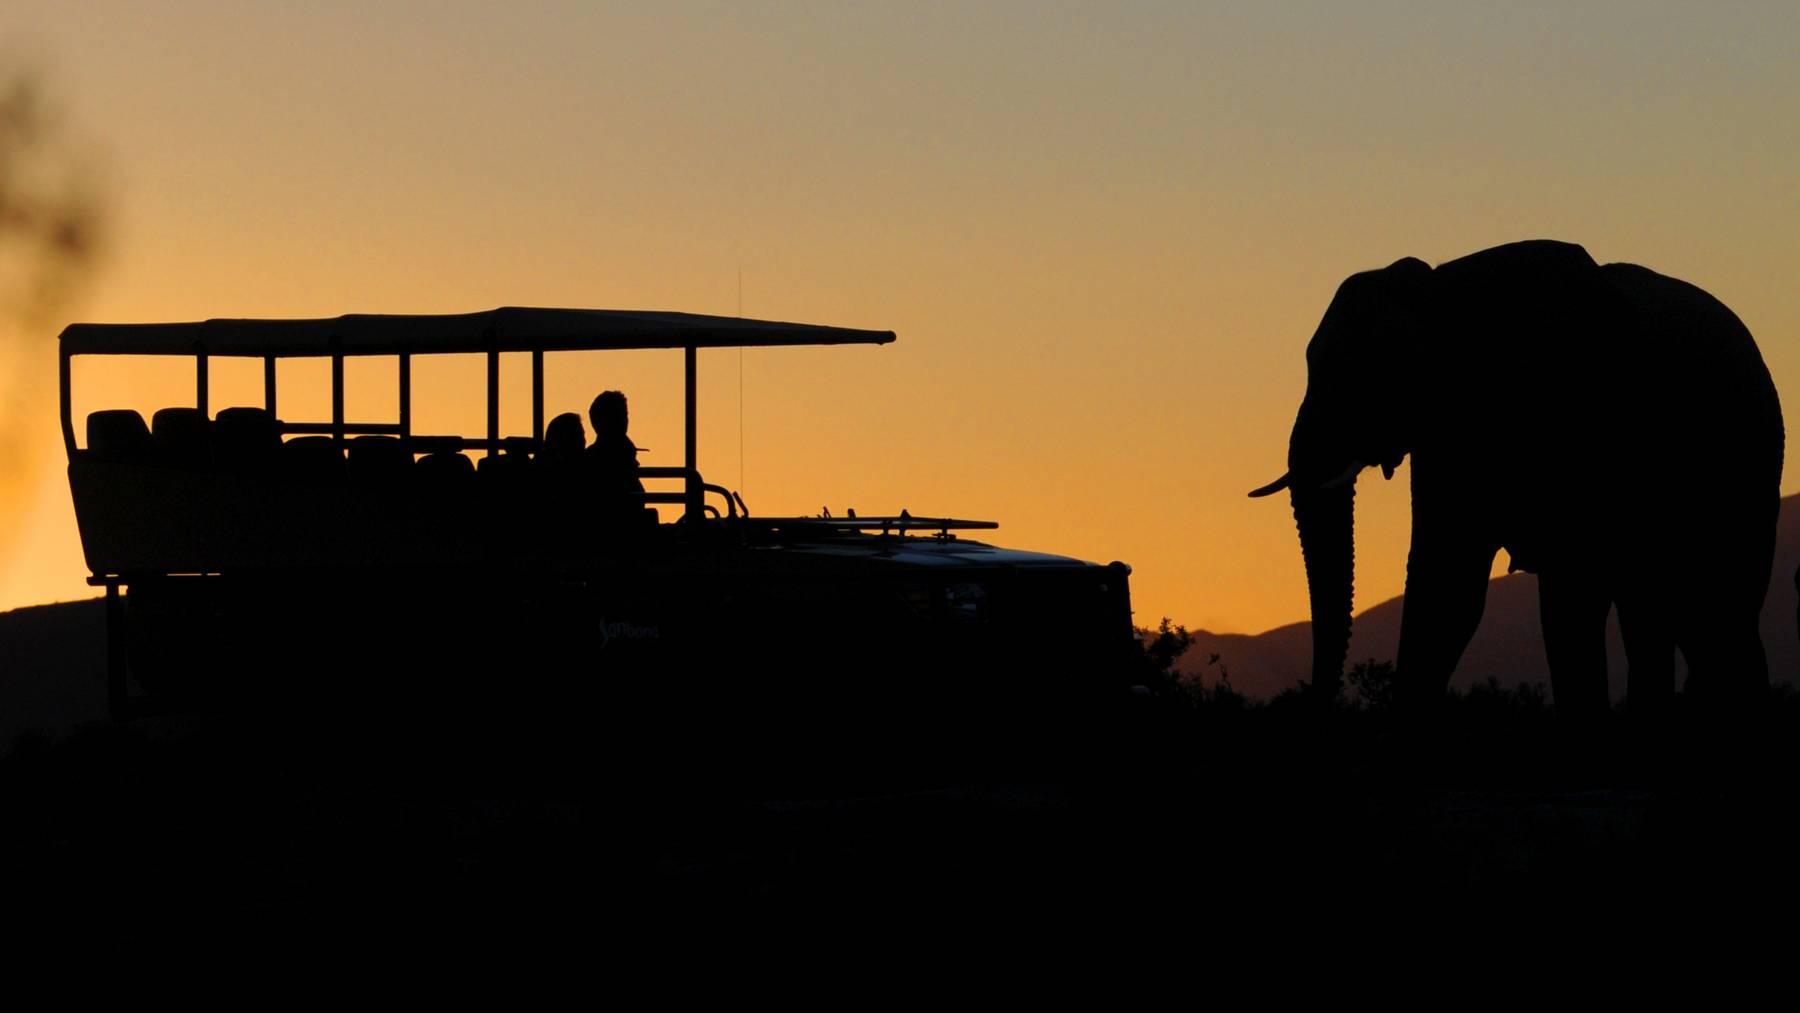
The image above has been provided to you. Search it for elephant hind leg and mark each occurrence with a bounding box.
[1677,614,1771,785]
[1537,569,1612,723]
[1617,597,1676,720]
[1673,512,1774,718]
[1678,614,1769,714]
[1617,596,1679,774]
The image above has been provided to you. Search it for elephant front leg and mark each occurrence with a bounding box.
[1396,529,1497,710]
[1537,568,1612,723]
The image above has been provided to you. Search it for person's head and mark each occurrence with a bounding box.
[589,390,628,437]
[544,412,585,455]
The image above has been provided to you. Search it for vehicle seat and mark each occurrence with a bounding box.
[416,451,474,487]
[213,407,281,474]
[151,407,212,469]
[348,435,412,484]
[86,409,152,462]
[476,451,529,484]
[281,436,346,483]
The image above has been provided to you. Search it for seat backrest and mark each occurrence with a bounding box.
[86,409,152,462]
[151,407,212,469]
[213,406,281,474]
[477,452,530,483]
[416,451,475,488]
[348,435,413,484]
[281,436,346,483]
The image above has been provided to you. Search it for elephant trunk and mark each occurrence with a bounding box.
[1292,480,1355,701]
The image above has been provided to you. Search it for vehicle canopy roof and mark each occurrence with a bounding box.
[59,307,895,358]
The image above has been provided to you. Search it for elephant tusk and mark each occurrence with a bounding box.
[1320,460,1366,490]
[1247,472,1291,498]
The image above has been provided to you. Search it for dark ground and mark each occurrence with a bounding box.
[9,601,1796,944]
[7,689,1796,937]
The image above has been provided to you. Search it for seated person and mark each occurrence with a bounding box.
[536,412,587,472]
[587,390,648,522]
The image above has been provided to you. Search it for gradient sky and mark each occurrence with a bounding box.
[2,2,1798,633]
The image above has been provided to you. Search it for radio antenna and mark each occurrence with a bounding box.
[737,267,745,497]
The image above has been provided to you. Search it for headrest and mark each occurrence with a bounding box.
[86,409,152,461]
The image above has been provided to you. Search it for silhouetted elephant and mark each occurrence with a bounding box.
[1250,240,1783,718]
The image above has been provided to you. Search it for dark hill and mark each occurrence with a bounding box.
[0,597,108,754]
[1180,493,1800,701]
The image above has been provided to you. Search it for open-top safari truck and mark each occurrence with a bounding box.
[61,309,1135,778]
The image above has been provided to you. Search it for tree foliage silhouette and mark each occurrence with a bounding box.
[0,63,105,578]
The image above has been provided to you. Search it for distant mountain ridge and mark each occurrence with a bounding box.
[1179,494,1800,701]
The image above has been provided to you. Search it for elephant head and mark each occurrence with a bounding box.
[1249,256,1433,697]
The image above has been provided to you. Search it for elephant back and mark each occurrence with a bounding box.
[1600,261,1782,495]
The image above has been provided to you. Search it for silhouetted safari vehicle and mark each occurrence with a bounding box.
[61,308,1134,777]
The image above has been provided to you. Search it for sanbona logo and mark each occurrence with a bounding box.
[598,617,661,650]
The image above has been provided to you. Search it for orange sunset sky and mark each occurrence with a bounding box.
[2,2,1797,634]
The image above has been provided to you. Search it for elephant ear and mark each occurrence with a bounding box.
[1304,256,1435,395]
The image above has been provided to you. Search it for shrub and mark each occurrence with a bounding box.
[1347,659,1397,711]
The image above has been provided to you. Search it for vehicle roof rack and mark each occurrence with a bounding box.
[59,307,895,358]
[773,516,999,538]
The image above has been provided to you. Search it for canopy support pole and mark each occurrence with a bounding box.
[330,352,345,445]
[263,355,277,416]
[685,345,699,520]
[531,349,544,443]
[486,346,499,458]
[59,350,74,456]
[196,348,209,418]
[398,353,411,438]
